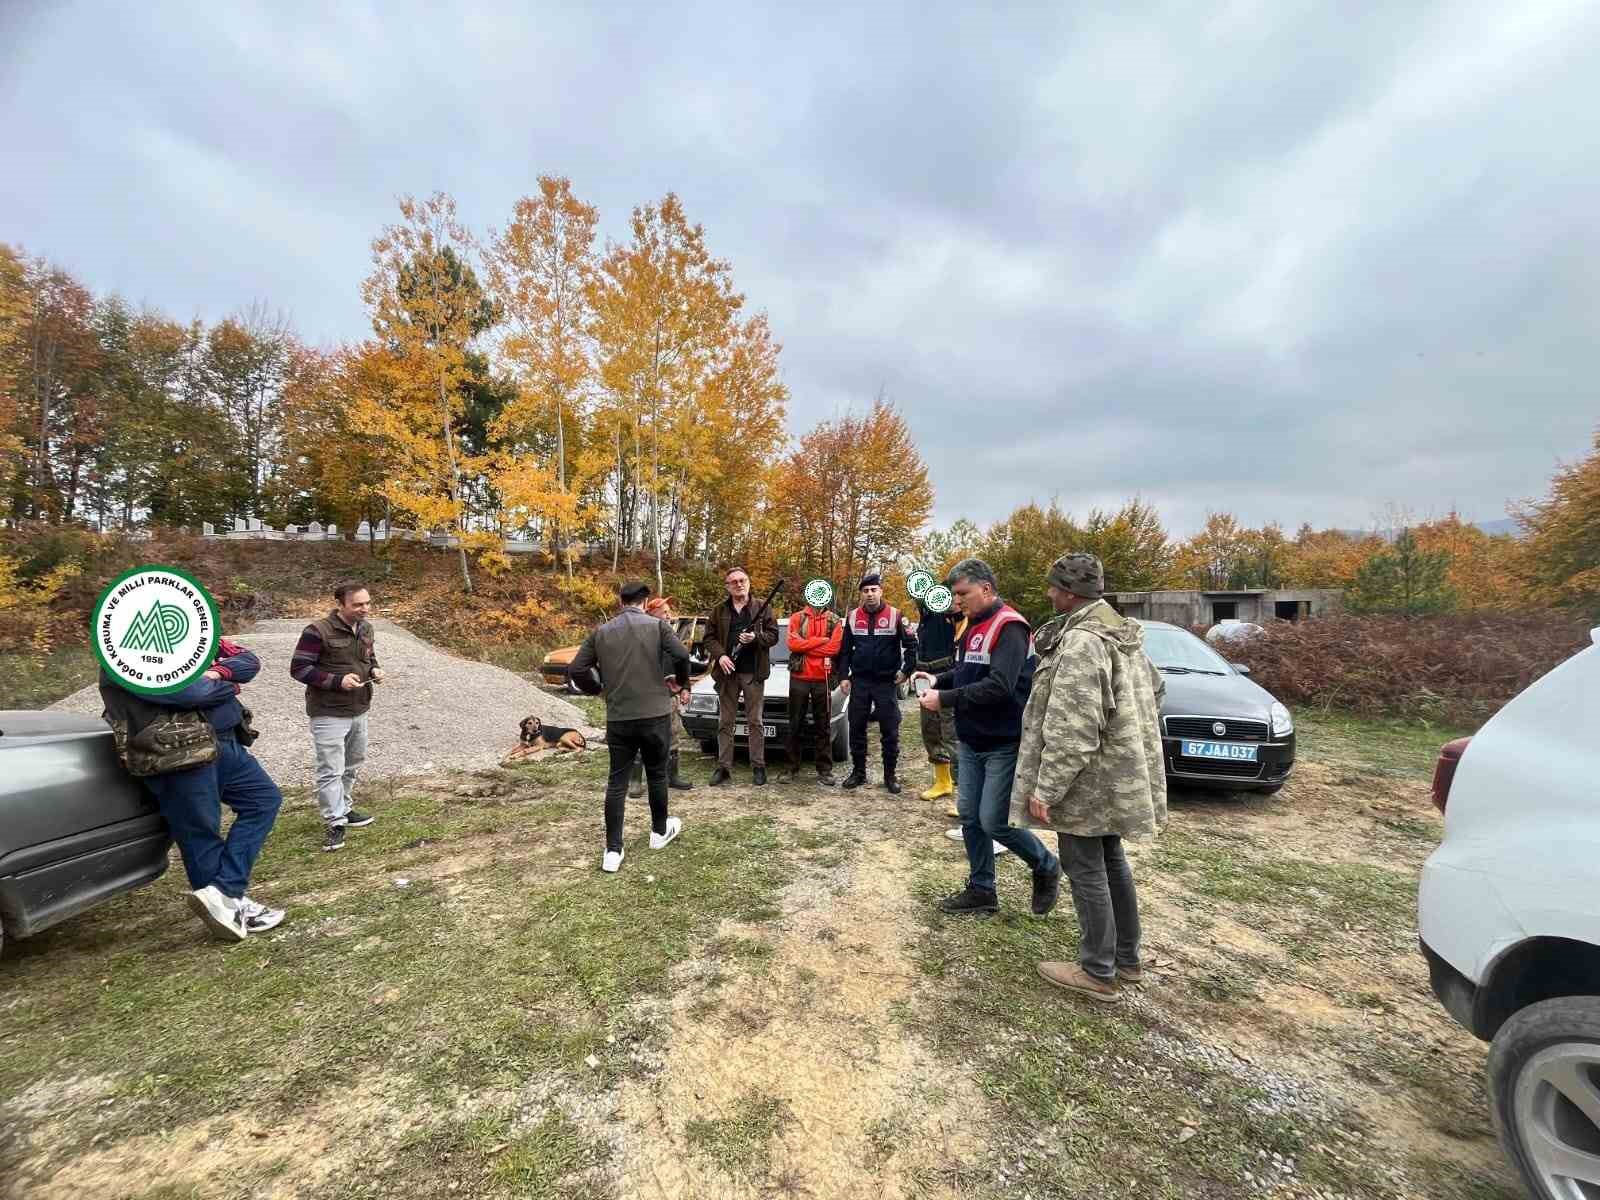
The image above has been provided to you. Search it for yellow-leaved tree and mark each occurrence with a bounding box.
[589,193,742,592]
[359,192,498,592]
[483,177,595,576]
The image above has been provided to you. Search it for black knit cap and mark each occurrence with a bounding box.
[859,572,883,590]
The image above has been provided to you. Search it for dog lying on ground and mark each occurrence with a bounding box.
[502,715,589,764]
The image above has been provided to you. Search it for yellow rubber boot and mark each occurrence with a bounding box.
[921,761,954,801]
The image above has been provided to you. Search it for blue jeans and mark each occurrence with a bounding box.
[142,732,284,900]
[956,741,1058,894]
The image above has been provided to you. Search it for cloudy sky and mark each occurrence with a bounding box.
[2,1,1595,535]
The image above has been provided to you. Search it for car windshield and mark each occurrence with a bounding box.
[1141,626,1232,674]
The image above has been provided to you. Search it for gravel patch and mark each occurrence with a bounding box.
[51,618,596,786]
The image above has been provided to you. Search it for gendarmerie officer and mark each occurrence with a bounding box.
[837,572,916,793]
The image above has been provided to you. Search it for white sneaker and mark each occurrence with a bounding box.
[237,896,285,933]
[942,828,1008,855]
[602,849,624,873]
[186,885,248,942]
[650,817,683,850]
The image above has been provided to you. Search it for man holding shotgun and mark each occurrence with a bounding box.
[703,567,781,787]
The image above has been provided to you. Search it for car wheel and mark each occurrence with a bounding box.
[832,723,849,763]
[1487,995,1600,1200]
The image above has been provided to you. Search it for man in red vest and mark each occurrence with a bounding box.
[838,572,917,793]
[785,595,843,784]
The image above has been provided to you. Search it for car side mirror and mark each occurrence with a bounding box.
[1231,663,1252,676]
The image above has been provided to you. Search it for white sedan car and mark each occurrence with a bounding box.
[1418,625,1600,1199]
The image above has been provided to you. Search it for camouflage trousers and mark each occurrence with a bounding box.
[917,657,957,768]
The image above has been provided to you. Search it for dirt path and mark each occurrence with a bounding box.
[49,617,595,785]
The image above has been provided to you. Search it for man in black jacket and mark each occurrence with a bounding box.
[569,580,692,874]
[701,567,779,787]
[838,572,916,793]
[99,637,285,942]
[912,558,1061,918]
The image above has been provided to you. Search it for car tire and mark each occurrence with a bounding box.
[1486,995,1600,1200]
[832,723,849,763]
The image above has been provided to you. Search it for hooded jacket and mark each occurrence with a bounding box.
[1009,599,1168,840]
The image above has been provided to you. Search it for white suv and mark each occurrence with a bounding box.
[1418,626,1600,1199]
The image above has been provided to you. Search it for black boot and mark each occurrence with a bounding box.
[628,762,644,799]
[753,766,767,786]
[939,885,999,915]
[841,767,868,790]
[709,766,732,786]
[668,751,693,791]
[884,756,901,794]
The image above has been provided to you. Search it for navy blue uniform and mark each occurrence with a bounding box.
[839,603,916,780]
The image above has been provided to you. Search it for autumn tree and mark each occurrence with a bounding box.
[1281,525,1376,589]
[484,177,597,573]
[201,303,293,520]
[360,192,497,591]
[1516,429,1600,616]
[1172,512,1251,589]
[768,398,930,594]
[588,193,742,591]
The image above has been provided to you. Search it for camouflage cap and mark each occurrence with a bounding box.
[1047,552,1104,599]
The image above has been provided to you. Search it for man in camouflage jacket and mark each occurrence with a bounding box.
[1012,552,1167,1004]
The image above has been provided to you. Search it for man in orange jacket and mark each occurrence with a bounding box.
[785,599,843,785]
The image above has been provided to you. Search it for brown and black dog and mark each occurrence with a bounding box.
[503,715,588,764]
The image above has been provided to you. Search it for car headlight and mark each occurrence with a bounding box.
[1270,702,1293,738]
[686,694,717,715]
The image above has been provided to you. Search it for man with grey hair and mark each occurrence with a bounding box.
[1013,552,1166,1003]
[913,558,1061,917]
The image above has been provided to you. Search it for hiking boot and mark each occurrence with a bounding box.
[343,810,375,828]
[709,767,732,787]
[841,770,868,790]
[668,752,693,790]
[753,766,767,786]
[186,885,248,942]
[1031,864,1062,917]
[884,775,902,795]
[816,769,837,787]
[1038,961,1122,1003]
[650,817,683,850]
[601,849,624,873]
[237,896,285,933]
[321,824,346,853]
[1116,963,1145,985]
[628,763,645,798]
[938,886,999,916]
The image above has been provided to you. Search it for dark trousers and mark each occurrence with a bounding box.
[847,677,901,777]
[142,732,283,900]
[605,716,670,852]
[1062,834,1143,981]
[786,679,832,768]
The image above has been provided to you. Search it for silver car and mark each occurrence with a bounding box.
[0,711,170,954]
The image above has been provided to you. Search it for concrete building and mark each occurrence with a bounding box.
[1104,588,1343,628]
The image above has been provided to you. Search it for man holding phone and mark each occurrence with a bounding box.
[291,581,384,852]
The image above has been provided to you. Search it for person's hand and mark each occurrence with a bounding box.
[1027,792,1051,824]
[676,690,690,710]
[918,689,942,712]
[340,673,363,690]
[737,630,755,645]
[717,655,736,675]
[839,678,851,695]
[370,668,385,683]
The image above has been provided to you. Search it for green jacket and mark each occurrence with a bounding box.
[1009,599,1168,840]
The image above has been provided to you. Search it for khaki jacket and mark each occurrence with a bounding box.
[1010,599,1168,840]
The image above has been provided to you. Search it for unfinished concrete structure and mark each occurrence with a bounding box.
[1104,588,1343,627]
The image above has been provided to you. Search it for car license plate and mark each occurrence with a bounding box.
[1182,740,1259,762]
[735,723,777,738]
